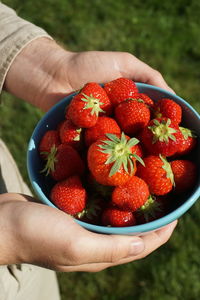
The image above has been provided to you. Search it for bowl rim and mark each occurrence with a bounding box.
[27,82,200,234]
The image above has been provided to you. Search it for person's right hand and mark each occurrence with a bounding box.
[0,193,177,272]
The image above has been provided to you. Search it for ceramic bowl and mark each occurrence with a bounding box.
[27,83,200,235]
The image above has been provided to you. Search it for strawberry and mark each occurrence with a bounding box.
[115,98,151,135]
[50,175,87,215]
[112,176,150,212]
[132,93,154,109]
[104,77,138,107]
[135,195,171,224]
[136,155,174,195]
[84,116,121,147]
[140,117,183,157]
[101,207,136,227]
[170,159,197,194]
[59,119,82,149]
[67,82,112,128]
[134,143,144,158]
[39,130,60,159]
[153,98,182,124]
[87,132,144,186]
[42,144,85,181]
[176,126,197,156]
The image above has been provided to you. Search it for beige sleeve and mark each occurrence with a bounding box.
[0,3,53,93]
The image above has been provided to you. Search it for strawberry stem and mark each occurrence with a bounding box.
[149,118,177,144]
[98,132,144,177]
[138,195,162,222]
[160,155,175,186]
[81,93,105,116]
[179,126,197,139]
[40,145,58,175]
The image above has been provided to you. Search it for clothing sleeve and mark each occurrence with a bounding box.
[0,3,53,94]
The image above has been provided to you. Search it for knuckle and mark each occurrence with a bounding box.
[160,233,170,245]
[106,238,124,263]
[153,69,163,79]
[123,52,135,62]
[64,240,84,265]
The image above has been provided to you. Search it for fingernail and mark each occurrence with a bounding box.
[129,238,144,256]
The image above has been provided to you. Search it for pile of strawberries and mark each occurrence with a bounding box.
[39,78,198,227]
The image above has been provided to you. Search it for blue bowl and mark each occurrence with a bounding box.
[27,83,200,235]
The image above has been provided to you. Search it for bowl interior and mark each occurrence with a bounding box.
[27,83,200,235]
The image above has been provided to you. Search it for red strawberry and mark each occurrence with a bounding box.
[154,98,182,124]
[50,175,87,215]
[39,130,60,159]
[42,144,85,181]
[135,195,171,224]
[101,207,136,227]
[132,93,154,109]
[112,176,150,212]
[59,119,82,148]
[170,159,197,194]
[136,155,174,195]
[104,77,138,107]
[134,143,144,158]
[87,132,144,186]
[67,82,112,128]
[115,98,151,135]
[84,116,121,147]
[176,127,197,156]
[140,117,183,157]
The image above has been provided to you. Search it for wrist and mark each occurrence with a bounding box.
[4,37,75,111]
[0,193,28,265]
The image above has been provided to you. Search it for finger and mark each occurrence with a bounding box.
[133,220,178,259]
[94,220,178,267]
[58,220,178,272]
[66,228,145,266]
[119,53,175,94]
[11,200,144,268]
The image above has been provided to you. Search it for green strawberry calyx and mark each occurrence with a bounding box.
[126,98,144,103]
[76,197,102,220]
[138,195,162,222]
[179,126,197,139]
[154,107,162,119]
[160,155,175,186]
[73,128,82,141]
[81,93,105,116]
[149,118,177,144]
[98,132,145,177]
[41,145,58,175]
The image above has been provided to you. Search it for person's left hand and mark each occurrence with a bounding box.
[4,37,174,111]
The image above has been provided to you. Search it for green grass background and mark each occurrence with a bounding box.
[1,0,200,299]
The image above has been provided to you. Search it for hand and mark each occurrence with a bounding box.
[4,38,174,111]
[0,193,177,272]
[3,38,177,271]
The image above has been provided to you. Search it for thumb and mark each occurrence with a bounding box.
[69,228,145,265]
[120,53,175,94]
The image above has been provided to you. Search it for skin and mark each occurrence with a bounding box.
[2,37,177,272]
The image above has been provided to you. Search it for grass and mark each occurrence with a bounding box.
[1,0,200,299]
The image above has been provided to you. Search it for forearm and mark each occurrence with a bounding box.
[0,3,74,111]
